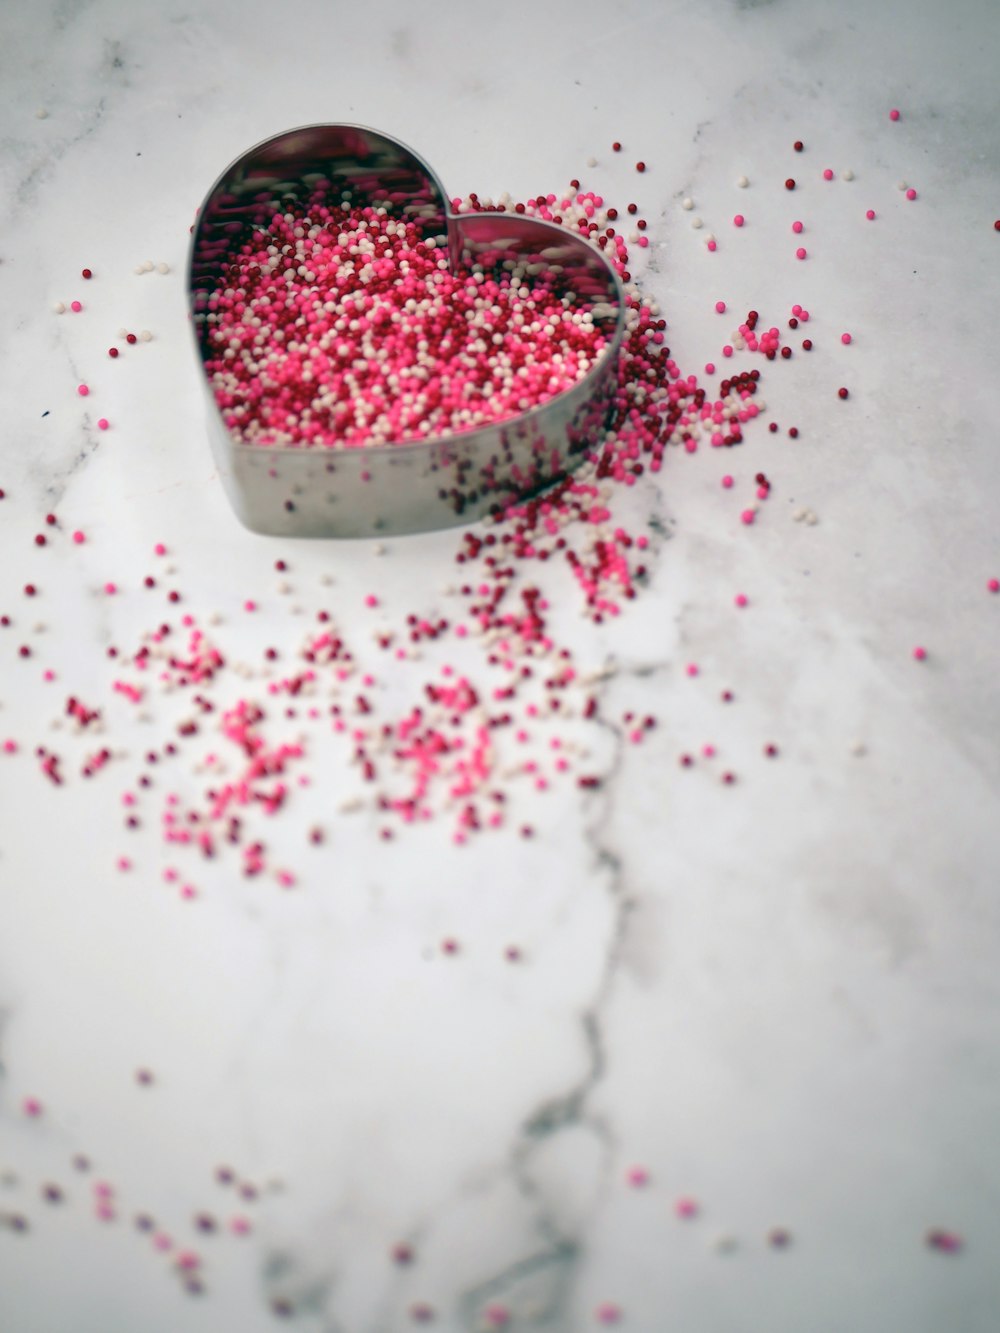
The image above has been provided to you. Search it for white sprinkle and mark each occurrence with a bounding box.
[53,301,65,314]
[841,168,854,181]
[139,329,152,342]
[805,509,819,525]
[156,262,170,275]
[586,156,598,168]
[36,108,48,120]
[704,233,716,244]
[896,180,908,191]
[736,175,749,188]
[681,197,694,210]
[793,508,808,522]
[134,265,146,275]
[373,542,386,556]
[142,260,154,273]
[850,740,867,757]
[691,217,703,230]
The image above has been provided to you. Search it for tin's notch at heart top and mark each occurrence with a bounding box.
[187,124,626,538]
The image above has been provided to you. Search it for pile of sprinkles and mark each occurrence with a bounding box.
[198,195,611,448]
[3,106,987,1323]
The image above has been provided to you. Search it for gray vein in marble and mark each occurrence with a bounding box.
[457,714,632,1327]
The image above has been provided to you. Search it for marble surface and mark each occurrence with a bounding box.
[2,0,1000,1329]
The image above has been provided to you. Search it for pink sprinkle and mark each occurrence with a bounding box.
[104,581,116,594]
[822,168,834,180]
[795,247,807,260]
[70,300,82,312]
[596,1303,623,1325]
[988,578,999,593]
[715,300,726,313]
[686,663,699,678]
[791,220,804,234]
[72,530,85,543]
[116,856,131,872]
[2,739,17,754]
[706,239,717,252]
[97,418,109,430]
[230,1216,251,1235]
[243,599,257,612]
[364,594,379,608]
[734,593,748,608]
[626,1166,650,1187]
[906,187,917,200]
[153,1232,173,1251]
[23,1096,43,1117]
[733,214,745,227]
[77,384,89,397]
[702,743,716,758]
[912,646,927,661]
[927,1228,962,1253]
[675,1196,699,1219]
[741,509,756,524]
[721,474,734,489]
[180,884,197,900]
[483,1306,510,1328]
[866,209,876,220]
[154,542,167,555]
[704,361,715,374]
[841,332,852,345]
[95,1201,116,1221]
[722,344,733,357]
[175,1251,201,1271]
[889,108,900,121]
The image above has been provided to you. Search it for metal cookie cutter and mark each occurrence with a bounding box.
[187,125,626,538]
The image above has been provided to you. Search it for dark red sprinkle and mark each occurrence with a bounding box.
[194,1212,216,1232]
[764,744,779,757]
[788,317,799,329]
[108,347,119,358]
[144,576,155,588]
[215,1166,234,1185]
[627,203,638,215]
[24,584,36,596]
[785,178,796,190]
[45,513,57,525]
[42,1184,63,1203]
[81,268,92,279]
[612,142,622,151]
[780,346,792,359]
[0,616,10,627]
[769,422,779,433]
[794,141,804,152]
[995,220,1000,231]
[802,339,813,351]
[126,333,137,345]
[35,534,46,546]
[635,161,646,172]
[721,691,734,703]
[274,559,287,571]
[838,387,849,399]
[19,645,31,658]
[168,591,180,603]
[788,427,799,438]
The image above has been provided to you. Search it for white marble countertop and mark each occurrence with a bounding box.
[2,1,1000,1329]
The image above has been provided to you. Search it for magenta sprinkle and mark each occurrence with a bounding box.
[791,220,803,234]
[866,209,876,220]
[912,645,927,661]
[795,247,807,260]
[77,384,89,397]
[733,214,745,227]
[889,108,900,121]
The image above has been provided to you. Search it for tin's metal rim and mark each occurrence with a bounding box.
[186,123,627,463]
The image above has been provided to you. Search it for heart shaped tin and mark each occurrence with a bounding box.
[187,125,626,538]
